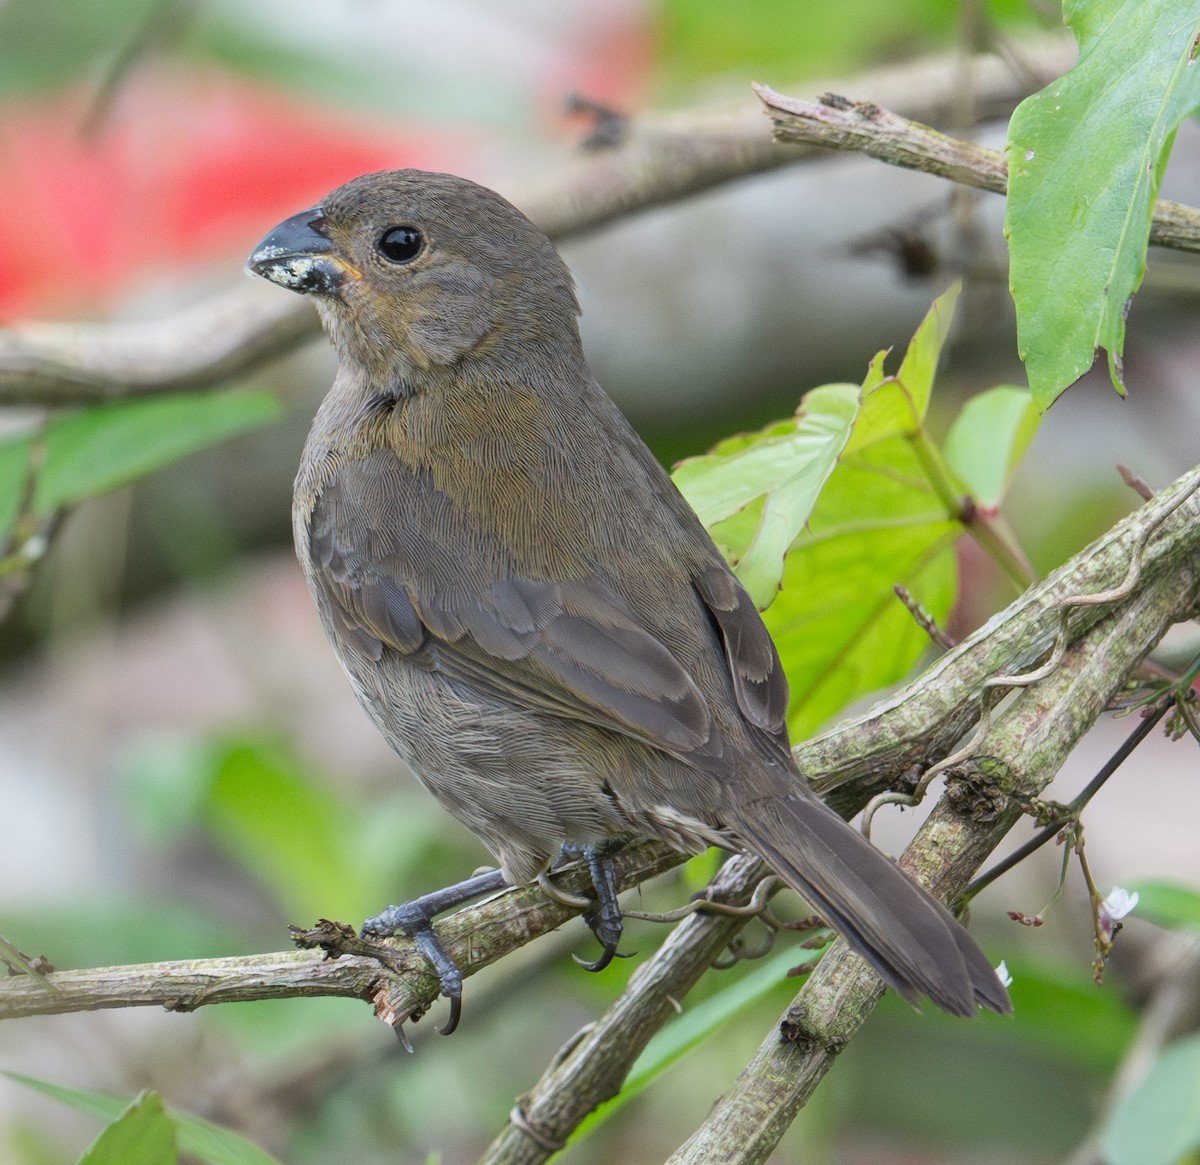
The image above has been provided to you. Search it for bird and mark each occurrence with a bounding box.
[247,168,1011,1030]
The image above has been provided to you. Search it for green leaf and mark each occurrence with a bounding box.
[1005,0,1200,407]
[891,280,960,426]
[163,1107,282,1165]
[674,285,969,736]
[200,736,376,921]
[36,389,281,511]
[1103,1033,1200,1165]
[673,383,858,608]
[672,286,993,735]
[845,283,961,454]
[764,439,960,739]
[3,1073,281,1165]
[0,434,32,543]
[78,1092,176,1165]
[3,1073,132,1128]
[1127,879,1200,934]
[943,385,1040,507]
[0,389,281,541]
[767,286,967,735]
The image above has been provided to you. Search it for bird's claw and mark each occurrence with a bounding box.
[572,942,634,973]
[440,990,462,1036]
[362,868,509,1037]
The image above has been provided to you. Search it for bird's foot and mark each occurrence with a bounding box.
[362,868,509,1035]
[546,843,633,973]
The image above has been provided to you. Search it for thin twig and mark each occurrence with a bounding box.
[1117,464,1156,503]
[894,582,956,649]
[752,85,1200,254]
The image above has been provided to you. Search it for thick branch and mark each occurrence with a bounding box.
[0,290,319,408]
[753,85,1200,254]
[0,38,1077,407]
[478,855,769,1165]
[667,542,1200,1165]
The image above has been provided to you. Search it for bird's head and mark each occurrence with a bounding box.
[248,169,581,386]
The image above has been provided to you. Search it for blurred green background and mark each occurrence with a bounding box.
[2,2,1200,1163]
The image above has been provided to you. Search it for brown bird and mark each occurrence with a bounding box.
[248,169,1010,1030]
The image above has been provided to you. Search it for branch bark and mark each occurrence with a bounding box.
[752,84,1200,254]
[0,844,685,1024]
[477,854,770,1165]
[0,37,1078,407]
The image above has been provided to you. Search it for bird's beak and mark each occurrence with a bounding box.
[246,208,352,295]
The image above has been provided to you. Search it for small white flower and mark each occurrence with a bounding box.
[995,960,1013,988]
[1103,887,1139,920]
[1098,886,1139,944]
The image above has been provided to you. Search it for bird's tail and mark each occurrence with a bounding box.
[731,793,1011,1017]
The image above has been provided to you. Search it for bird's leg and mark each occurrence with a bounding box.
[549,841,629,973]
[361,868,509,1035]
[577,846,623,971]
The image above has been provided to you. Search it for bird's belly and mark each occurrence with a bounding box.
[341,654,664,882]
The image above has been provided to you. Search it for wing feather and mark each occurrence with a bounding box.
[693,565,789,736]
[306,455,714,756]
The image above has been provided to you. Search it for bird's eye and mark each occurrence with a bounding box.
[378,226,424,264]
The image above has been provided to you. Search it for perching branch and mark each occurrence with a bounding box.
[751,84,1200,254]
[0,37,1078,407]
[477,854,770,1165]
[0,844,685,1024]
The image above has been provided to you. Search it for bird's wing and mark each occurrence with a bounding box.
[692,565,789,736]
[307,455,719,757]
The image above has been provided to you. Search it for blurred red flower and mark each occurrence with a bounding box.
[0,71,449,319]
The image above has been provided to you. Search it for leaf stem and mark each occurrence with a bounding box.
[908,426,1035,589]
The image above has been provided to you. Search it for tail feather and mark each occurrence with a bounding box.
[733,794,1011,1017]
